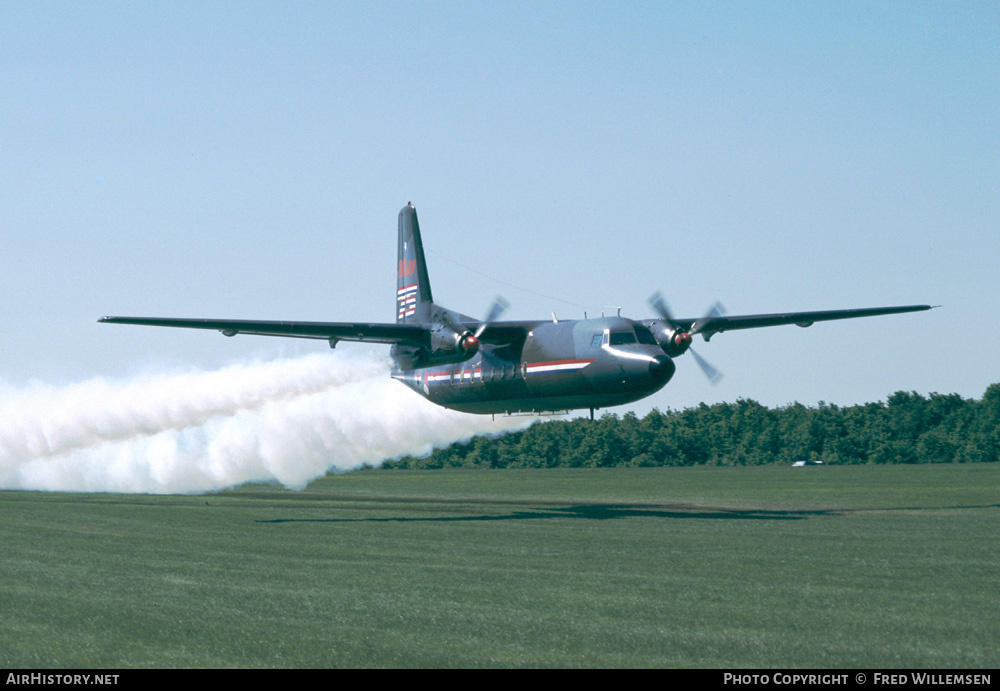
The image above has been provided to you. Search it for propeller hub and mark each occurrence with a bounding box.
[461,334,480,354]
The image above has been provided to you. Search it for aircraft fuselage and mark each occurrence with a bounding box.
[391,316,675,414]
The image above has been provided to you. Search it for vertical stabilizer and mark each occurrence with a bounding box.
[396,203,434,323]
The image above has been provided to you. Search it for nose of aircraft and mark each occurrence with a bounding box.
[648,354,676,384]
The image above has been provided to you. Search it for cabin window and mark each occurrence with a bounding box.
[609,331,637,346]
[591,334,602,348]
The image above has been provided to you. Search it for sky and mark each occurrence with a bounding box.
[2,0,998,420]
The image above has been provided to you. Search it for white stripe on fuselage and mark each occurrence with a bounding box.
[602,345,659,363]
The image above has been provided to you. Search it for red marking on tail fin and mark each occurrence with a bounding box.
[397,259,416,278]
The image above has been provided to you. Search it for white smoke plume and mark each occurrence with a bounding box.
[0,350,531,494]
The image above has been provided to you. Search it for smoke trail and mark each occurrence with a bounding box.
[0,351,532,494]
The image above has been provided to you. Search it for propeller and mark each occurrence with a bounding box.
[647,291,724,385]
[437,295,510,356]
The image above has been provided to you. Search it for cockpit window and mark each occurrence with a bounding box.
[634,324,658,345]
[608,331,637,346]
[591,334,602,348]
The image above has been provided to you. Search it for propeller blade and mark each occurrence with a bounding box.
[705,301,726,319]
[689,347,723,385]
[475,295,510,338]
[690,301,728,339]
[648,291,677,325]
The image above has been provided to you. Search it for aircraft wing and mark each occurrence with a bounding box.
[673,304,933,340]
[98,316,430,346]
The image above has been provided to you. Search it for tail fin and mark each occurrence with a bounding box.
[396,202,434,323]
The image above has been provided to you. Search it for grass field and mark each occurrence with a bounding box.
[1,463,997,668]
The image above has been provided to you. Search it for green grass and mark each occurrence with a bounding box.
[1,464,997,668]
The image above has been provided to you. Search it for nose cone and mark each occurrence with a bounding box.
[648,354,676,384]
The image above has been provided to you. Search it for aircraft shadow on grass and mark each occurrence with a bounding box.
[252,500,1000,525]
[255,502,838,524]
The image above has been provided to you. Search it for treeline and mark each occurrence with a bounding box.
[383,384,1000,469]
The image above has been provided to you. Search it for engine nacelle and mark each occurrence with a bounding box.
[391,323,480,370]
[430,323,479,356]
[648,320,693,358]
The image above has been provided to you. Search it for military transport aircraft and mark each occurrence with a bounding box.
[101,203,931,417]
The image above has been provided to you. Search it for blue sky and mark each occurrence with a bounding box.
[2,1,998,416]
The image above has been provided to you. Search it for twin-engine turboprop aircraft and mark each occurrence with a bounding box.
[101,203,931,416]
